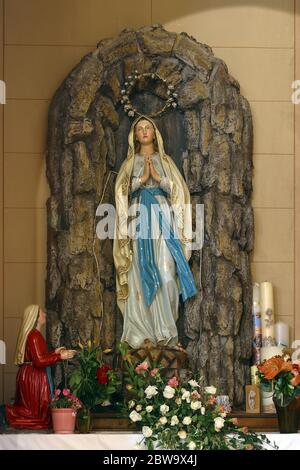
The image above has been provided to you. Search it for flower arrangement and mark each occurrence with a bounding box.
[257,354,300,406]
[69,340,119,410]
[119,343,274,450]
[50,388,82,412]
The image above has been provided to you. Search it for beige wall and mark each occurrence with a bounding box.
[296,0,300,356]
[1,0,299,402]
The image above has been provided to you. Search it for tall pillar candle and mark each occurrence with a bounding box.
[260,281,276,347]
[252,283,262,364]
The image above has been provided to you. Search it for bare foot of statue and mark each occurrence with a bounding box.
[143,339,155,349]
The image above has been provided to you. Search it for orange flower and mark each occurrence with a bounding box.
[207,396,216,405]
[258,356,292,380]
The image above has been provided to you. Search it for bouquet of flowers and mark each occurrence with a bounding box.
[69,340,119,410]
[119,343,274,450]
[257,354,300,406]
[50,388,82,412]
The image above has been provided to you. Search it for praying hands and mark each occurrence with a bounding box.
[140,156,161,184]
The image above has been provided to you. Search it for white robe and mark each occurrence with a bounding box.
[121,153,180,349]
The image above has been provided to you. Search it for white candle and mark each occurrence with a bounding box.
[260,281,276,347]
[260,346,284,362]
[0,340,6,364]
[275,322,289,348]
[252,283,262,364]
[253,282,260,305]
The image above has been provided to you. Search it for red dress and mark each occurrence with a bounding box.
[6,329,61,429]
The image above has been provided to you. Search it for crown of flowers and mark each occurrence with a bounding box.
[120,71,178,118]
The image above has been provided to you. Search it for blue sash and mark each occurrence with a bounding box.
[46,366,54,399]
[130,186,198,306]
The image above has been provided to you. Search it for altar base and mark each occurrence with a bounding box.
[92,409,298,433]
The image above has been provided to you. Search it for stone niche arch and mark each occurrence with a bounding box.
[46,25,253,405]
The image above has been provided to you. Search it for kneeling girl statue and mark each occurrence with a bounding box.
[6,305,76,429]
[113,116,197,349]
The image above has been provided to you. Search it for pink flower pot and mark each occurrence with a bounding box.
[51,408,76,434]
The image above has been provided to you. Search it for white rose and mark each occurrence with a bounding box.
[220,412,227,418]
[146,405,153,413]
[129,400,135,409]
[129,410,142,422]
[201,406,206,415]
[190,400,202,410]
[188,441,196,450]
[205,386,217,395]
[214,417,225,432]
[183,416,192,425]
[182,390,191,402]
[188,380,199,388]
[160,404,169,415]
[171,415,179,426]
[145,385,158,399]
[142,426,153,438]
[159,416,167,425]
[178,430,187,440]
[136,404,142,412]
[163,385,175,399]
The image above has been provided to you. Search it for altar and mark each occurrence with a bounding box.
[0,432,299,451]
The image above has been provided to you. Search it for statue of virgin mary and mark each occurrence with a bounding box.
[113,116,197,349]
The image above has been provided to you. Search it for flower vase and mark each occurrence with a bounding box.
[274,397,300,433]
[51,408,76,434]
[76,407,92,433]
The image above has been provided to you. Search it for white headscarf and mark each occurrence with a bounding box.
[14,304,40,365]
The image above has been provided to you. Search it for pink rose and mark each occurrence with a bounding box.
[135,362,149,374]
[168,376,179,387]
[54,389,61,397]
[150,368,160,376]
[62,388,70,396]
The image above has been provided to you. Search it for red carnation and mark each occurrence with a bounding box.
[96,364,112,385]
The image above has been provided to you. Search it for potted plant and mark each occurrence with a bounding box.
[50,388,82,434]
[119,343,276,450]
[258,354,300,433]
[69,340,119,433]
